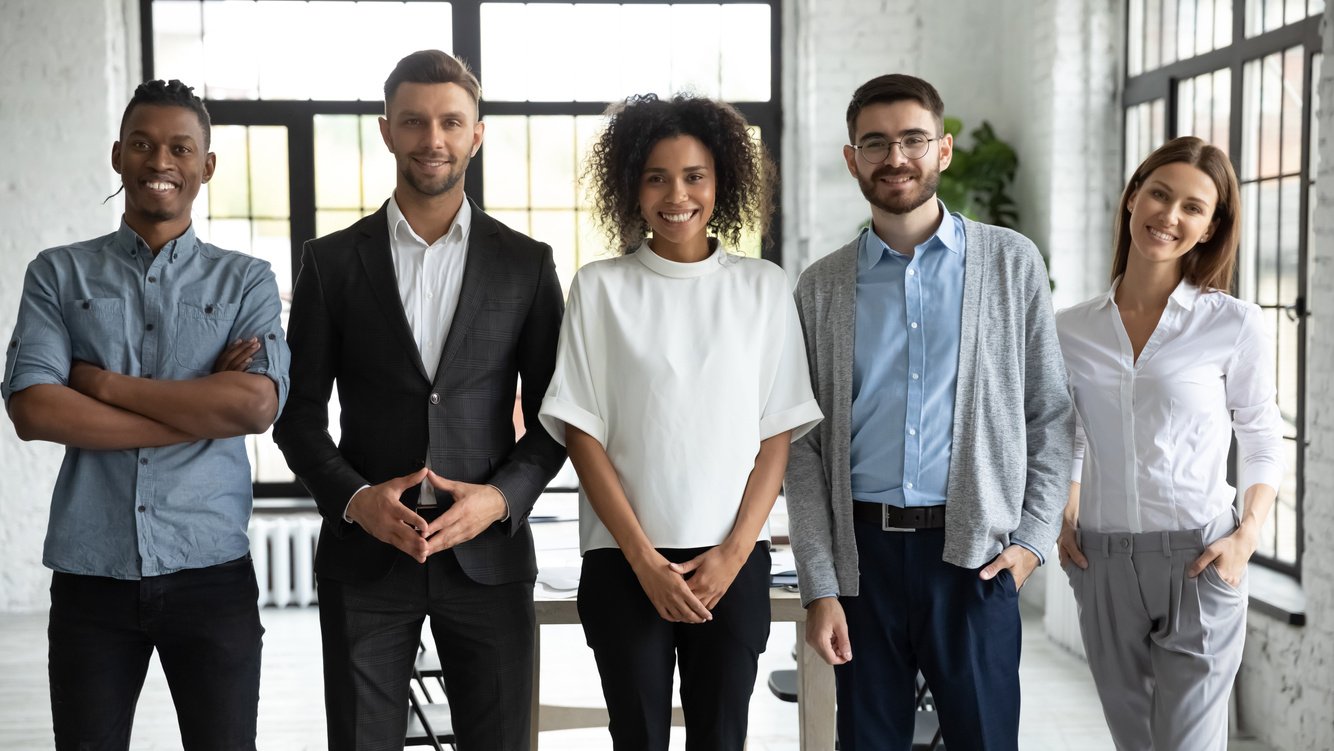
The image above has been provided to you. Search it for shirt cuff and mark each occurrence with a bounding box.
[1012,538,1046,566]
[344,484,370,524]
[489,484,511,522]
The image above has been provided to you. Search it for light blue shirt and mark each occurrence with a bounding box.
[2,221,290,579]
[851,203,965,507]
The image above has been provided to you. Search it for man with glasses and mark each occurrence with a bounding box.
[784,74,1073,749]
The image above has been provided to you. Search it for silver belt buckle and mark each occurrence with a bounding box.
[882,505,916,533]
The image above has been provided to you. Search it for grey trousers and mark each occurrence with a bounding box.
[1064,510,1246,751]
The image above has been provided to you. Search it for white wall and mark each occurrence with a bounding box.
[0,0,137,611]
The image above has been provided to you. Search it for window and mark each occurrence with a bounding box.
[1122,0,1321,576]
[142,0,782,496]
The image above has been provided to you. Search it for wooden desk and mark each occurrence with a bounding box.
[529,580,836,750]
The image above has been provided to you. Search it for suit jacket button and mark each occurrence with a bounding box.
[429,393,440,405]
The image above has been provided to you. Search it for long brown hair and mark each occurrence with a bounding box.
[1111,136,1241,291]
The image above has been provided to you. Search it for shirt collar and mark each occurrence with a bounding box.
[1104,276,1202,311]
[857,199,963,272]
[631,238,727,278]
[114,218,197,261]
[387,193,472,247]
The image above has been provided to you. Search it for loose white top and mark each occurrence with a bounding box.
[539,241,823,553]
[1056,280,1285,533]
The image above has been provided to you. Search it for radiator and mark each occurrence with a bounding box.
[249,514,322,608]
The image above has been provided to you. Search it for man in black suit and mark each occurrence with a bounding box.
[273,50,566,751]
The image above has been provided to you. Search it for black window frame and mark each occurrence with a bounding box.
[140,0,784,499]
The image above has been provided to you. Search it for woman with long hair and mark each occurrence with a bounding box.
[538,93,821,750]
[1056,136,1284,750]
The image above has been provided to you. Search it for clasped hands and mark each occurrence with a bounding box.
[346,467,507,564]
[628,540,750,625]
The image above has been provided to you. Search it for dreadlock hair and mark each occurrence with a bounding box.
[119,79,212,149]
[584,93,776,253]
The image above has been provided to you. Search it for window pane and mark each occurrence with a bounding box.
[1254,178,1279,306]
[1144,0,1163,70]
[1124,99,1165,178]
[1129,0,1146,75]
[529,117,578,210]
[248,127,289,220]
[210,126,252,218]
[480,3,771,102]
[361,116,397,209]
[1215,0,1232,50]
[1278,176,1301,304]
[153,1,452,101]
[315,115,393,214]
[316,210,363,240]
[482,116,531,210]
[1280,47,1304,175]
[1162,0,1180,65]
[1176,69,1230,152]
[252,219,292,294]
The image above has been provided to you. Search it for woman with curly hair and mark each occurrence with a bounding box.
[539,94,822,750]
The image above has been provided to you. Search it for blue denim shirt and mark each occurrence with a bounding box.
[851,203,965,508]
[2,221,290,579]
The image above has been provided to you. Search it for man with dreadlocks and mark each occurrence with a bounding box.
[2,79,288,750]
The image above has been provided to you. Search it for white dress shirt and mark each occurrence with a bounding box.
[538,242,823,553]
[1056,279,1285,534]
[365,196,471,509]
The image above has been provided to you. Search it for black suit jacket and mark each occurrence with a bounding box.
[273,200,567,586]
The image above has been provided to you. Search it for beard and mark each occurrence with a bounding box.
[858,162,940,215]
[401,151,470,197]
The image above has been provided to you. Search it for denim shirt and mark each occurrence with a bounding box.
[2,221,290,579]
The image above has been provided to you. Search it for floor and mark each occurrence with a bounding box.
[0,603,1273,750]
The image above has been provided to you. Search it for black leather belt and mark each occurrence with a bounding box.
[852,501,946,531]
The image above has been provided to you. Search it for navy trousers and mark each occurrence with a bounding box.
[835,521,1022,751]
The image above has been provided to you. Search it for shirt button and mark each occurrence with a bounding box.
[146,323,154,331]
[204,304,214,314]
[911,373,920,380]
[907,269,916,276]
[429,393,440,405]
[1120,539,1130,550]
[910,322,918,329]
[81,301,90,309]
[139,458,148,465]
[267,333,276,340]
[138,506,146,512]
[908,428,917,436]
[147,276,157,283]
[905,482,914,489]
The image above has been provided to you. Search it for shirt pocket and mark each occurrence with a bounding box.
[173,300,240,373]
[62,298,128,369]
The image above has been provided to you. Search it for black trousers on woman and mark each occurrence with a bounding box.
[578,542,771,751]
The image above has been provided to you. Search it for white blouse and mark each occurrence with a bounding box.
[1056,280,1285,534]
[539,241,823,553]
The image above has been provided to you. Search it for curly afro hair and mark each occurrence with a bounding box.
[584,93,776,253]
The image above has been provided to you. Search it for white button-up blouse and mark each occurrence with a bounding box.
[1056,280,1285,534]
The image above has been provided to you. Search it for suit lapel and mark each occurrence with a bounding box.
[356,204,430,382]
[435,200,500,378]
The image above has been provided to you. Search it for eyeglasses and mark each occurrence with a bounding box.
[851,134,938,164]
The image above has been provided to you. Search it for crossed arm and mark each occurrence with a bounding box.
[9,339,277,450]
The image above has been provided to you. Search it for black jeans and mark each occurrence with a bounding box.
[48,556,263,751]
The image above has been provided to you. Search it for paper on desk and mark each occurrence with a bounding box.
[536,565,581,597]
[769,545,796,576]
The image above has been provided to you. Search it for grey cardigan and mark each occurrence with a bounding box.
[785,220,1074,606]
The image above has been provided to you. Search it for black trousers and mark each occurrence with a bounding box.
[835,522,1023,751]
[577,543,771,751]
[48,556,263,751]
[318,548,535,751]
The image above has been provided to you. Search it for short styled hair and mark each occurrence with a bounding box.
[584,93,776,253]
[383,50,481,111]
[845,74,945,143]
[120,79,212,148]
[1112,136,1241,292]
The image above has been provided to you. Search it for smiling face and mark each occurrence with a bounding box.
[843,99,952,217]
[1125,161,1220,273]
[638,134,716,258]
[379,81,483,200]
[112,103,214,234]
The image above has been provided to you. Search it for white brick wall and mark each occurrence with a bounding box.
[0,0,136,611]
[1236,5,1334,749]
